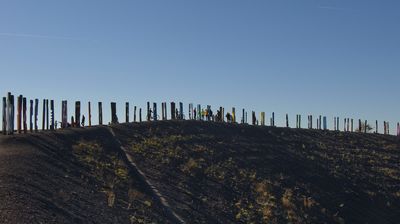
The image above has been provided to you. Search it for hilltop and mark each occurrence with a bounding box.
[0,121,399,223]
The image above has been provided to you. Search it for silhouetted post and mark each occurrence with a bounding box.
[46,99,49,130]
[343,118,346,132]
[242,109,245,124]
[351,119,353,132]
[2,97,6,135]
[42,99,46,130]
[147,102,151,121]
[358,119,362,132]
[323,116,327,130]
[88,102,92,127]
[134,106,137,122]
[61,101,67,128]
[231,107,235,123]
[319,115,322,130]
[50,100,54,130]
[171,102,176,120]
[188,103,192,120]
[179,102,183,120]
[387,122,390,135]
[364,120,367,133]
[71,116,74,127]
[98,102,103,125]
[22,98,27,133]
[7,93,15,135]
[34,99,38,131]
[153,102,157,121]
[29,100,33,132]
[336,117,339,131]
[272,112,275,127]
[286,114,289,128]
[75,101,81,127]
[126,102,129,123]
[376,120,378,133]
[252,111,256,125]
[17,95,22,133]
[333,117,336,131]
[260,112,265,126]
[161,103,164,120]
[397,122,400,137]
[111,102,118,124]
[139,108,142,122]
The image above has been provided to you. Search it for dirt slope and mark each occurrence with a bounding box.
[0,120,399,223]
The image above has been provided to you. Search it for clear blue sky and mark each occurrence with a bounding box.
[0,0,399,132]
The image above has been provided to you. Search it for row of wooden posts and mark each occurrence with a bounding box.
[2,92,400,137]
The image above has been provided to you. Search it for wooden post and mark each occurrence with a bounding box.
[46,99,49,130]
[397,122,400,137]
[125,102,129,123]
[286,114,289,128]
[88,102,92,127]
[272,112,275,127]
[6,93,14,135]
[376,120,378,133]
[188,103,192,120]
[42,99,46,130]
[111,102,118,124]
[242,109,245,124]
[179,102,183,120]
[23,97,27,133]
[171,102,176,120]
[34,99,38,131]
[50,100,54,130]
[153,102,157,121]
[75,101,81,127]
[323,116,327,130]
[29,100,33,132]
[351,119,353,132]
[364,120,367,133]
[98,102,103,125]
[147,102,151,121]
[17,95,22,133]
[2,97,6,135]
[139,108,142,122]
[134,106,137,122]
[71,116,75,128]
[387,122,390,135]
[232,107,236,123]
[358,119,362,132]
[61,101,67,128]
[343,118,346,132]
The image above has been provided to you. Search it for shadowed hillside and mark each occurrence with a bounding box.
[1,121,399,223]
